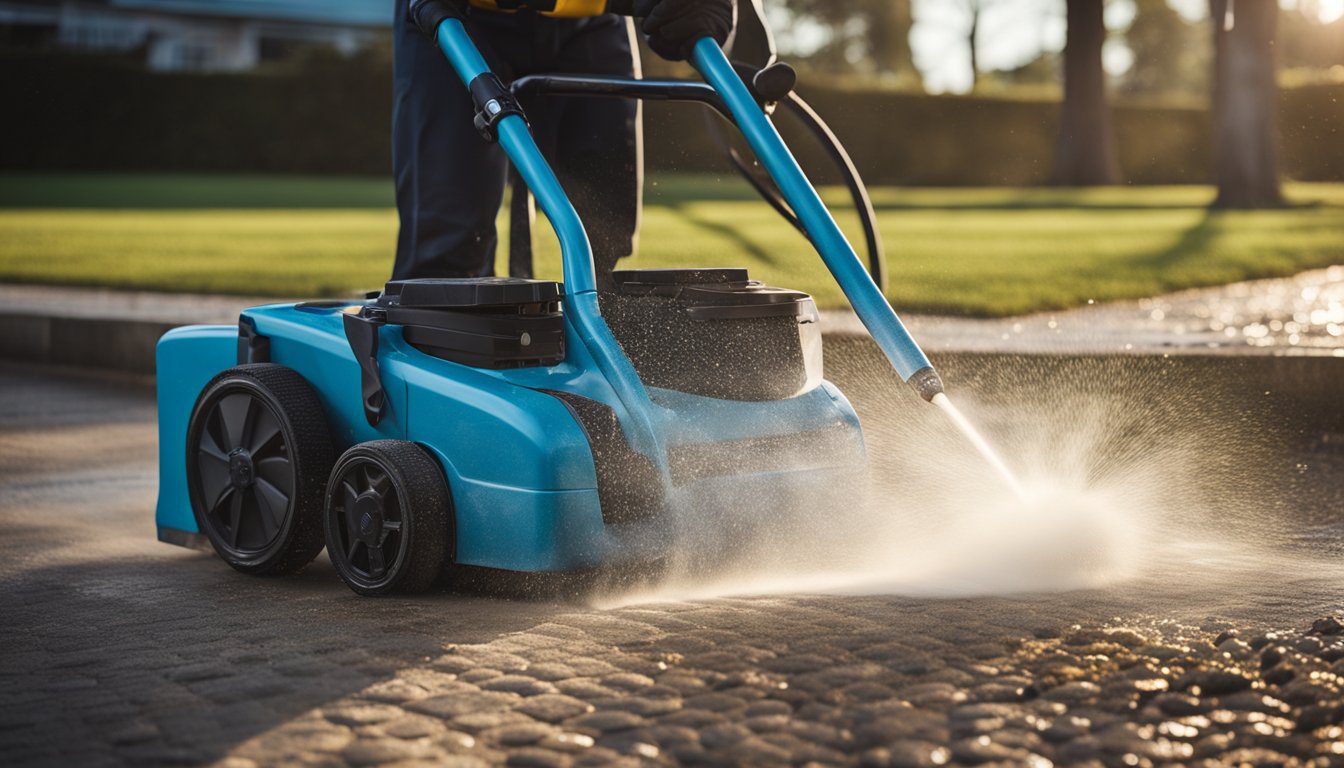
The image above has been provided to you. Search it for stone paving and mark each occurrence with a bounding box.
[1,354,1342,766]
[206,599,1344,768]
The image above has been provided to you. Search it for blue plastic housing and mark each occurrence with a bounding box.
[154,27,918,574]
[156,303,865,572]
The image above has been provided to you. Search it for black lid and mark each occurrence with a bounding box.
[607,267,814,320]
[679,284,811,307]
[380,277,563,308]
[611,268,749,287]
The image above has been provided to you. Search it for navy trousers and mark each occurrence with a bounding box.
[392,2,643,281]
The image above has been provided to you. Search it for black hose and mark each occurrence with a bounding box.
[778,91,888,292]
[700,72,888,292]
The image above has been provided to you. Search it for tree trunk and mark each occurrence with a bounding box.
[1211,0,1283,208]
[869,0,922,89]
[1052,0,1120,185]
[968,2,980,91]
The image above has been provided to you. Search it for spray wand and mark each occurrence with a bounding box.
[412,0,1012,493]
[688,40,945,405]
[691,41,1034,499]
[413,3,944,401]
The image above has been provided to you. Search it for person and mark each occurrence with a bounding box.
[391,0,736,283]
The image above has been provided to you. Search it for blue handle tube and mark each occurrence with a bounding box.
[690,39,942,397]
[434,25,598,295]
[431,21,942,400]
[434,19,666,462]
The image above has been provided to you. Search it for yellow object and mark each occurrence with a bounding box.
[468,0,609,18]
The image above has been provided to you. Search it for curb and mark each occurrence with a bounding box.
[824,336,1344,434]
[3,309,1341,430]
[0,312,177,375]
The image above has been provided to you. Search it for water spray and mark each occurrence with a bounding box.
[931,393,1026,499]
[913,367,1025,498]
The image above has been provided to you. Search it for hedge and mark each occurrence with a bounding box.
[2,54,1340,185]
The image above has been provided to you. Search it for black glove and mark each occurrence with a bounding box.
[408,0,467,38]
[628,0,736,62]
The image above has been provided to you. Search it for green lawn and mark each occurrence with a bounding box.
[1,173,1341,317]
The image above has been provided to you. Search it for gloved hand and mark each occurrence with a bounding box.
[627,0,736,62]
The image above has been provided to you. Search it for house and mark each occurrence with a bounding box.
[0,0,391,71]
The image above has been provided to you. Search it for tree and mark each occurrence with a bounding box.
[1122,0,1209,96]
[966,0,983,90]
[1210,0,1282,208]
[1052,0,1120,185]
[779,0,922,88]
[867,0,919,81]
[946,0,1047,94]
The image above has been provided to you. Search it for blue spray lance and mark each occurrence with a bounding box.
[688,38,944,401]
[408,1,946,404]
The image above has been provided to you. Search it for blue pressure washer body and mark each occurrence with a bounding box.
[154,8,944,595]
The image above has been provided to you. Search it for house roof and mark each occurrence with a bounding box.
[107,0,392,27]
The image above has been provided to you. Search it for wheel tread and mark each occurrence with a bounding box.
[325,440,452,596]
[189,363,334,576]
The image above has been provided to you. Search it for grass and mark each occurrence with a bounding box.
[1,173,1341,317]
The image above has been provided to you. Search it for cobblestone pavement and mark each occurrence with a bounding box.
[2,364,1343,767]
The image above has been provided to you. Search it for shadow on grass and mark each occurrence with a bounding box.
[6,174,1337,215]
[1133,208,1223,273]
[1069,205,1341,307]
[651,183,1339,213]
[659,200,784,267]
[869,196,1331,214]
[1062,208,1226,301]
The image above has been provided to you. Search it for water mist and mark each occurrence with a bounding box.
[596,349,1318,609]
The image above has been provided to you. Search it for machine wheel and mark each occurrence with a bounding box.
[324,440,451,596]
[186,364,333,575]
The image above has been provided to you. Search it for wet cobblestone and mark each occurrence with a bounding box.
[200,610,1344,767]
[3,360,1343,766]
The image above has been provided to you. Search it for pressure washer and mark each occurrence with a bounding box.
[153,0,946,595]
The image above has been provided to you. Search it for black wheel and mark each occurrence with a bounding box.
[186,364,333,575]
[325,440,451,596]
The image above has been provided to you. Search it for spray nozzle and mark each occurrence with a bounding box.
[907,366,945,403]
